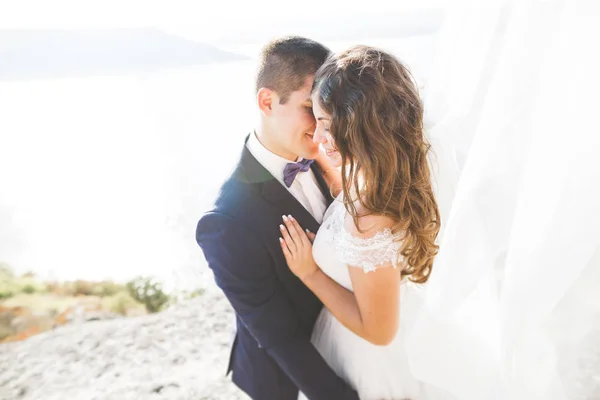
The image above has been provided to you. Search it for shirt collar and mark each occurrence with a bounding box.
[246,131,300,184]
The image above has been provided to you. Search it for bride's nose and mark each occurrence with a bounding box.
[313,129,328,144]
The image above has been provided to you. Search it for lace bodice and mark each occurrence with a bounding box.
[314,197,404,278]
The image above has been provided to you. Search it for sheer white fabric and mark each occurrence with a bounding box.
[407,0,600,399]
[325,201,403,273]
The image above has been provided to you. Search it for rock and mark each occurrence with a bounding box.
[0,289,249,400]
[83,311,121,322]
[54,303,122,326]
[125,308,146,318]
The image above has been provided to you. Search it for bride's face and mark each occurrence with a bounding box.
[311,95,342,167]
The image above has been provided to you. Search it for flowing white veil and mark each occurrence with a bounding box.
[412,0,600,398]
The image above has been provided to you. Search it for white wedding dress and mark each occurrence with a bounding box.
[298,195,456,400]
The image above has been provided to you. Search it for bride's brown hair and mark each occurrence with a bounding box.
[313,46,440,283]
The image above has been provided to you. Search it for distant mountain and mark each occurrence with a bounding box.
[0,28,250,81]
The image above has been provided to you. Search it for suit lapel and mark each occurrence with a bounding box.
[261,179,321,235]
[238,135,321,234]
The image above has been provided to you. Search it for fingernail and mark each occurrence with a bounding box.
[288,215,294,221]
[279,237,284,243]
[305,229,310,233]
[282,215,288,221]
[279,224,284,230]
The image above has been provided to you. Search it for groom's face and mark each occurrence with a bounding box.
[270,77,320,160]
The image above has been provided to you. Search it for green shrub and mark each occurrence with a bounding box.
[126,277,170,314]
[0,264,49,298]
[15,277,46,295]
[108,291,140,315]
[21,284,36,294]
[91,281,124,297]
[0,287,14,301]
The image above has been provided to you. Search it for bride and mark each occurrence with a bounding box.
[281,0,600,398]
[279,45,456,400]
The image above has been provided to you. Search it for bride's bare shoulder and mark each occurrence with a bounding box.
[343,201,396,239]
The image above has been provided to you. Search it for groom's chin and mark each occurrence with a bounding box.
[304,148,320,160]
[300,144,320,160]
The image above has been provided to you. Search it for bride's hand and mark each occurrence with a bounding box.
[279,215,318,282]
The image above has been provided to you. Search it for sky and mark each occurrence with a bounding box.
[0,0,449,42]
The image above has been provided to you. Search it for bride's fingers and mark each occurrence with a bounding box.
[279,237,293,261]
[282,216,303,248]
[287,215,309,246]
[279,223,297,253]
[288,216,310,245]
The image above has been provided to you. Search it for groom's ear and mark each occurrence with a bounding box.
[257,87,274,116]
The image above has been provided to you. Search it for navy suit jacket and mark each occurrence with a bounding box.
[196,138,359,400]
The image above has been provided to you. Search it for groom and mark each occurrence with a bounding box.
[195,36,359,400]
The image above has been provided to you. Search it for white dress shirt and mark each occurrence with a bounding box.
[247,132,327,223]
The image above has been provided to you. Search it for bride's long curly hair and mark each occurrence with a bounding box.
[313,46,440,283]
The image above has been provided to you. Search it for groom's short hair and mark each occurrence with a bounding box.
[256,36,331,104]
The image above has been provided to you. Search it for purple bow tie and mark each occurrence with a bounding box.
[283,159,314,188]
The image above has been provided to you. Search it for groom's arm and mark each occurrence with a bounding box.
[196,212,359,400]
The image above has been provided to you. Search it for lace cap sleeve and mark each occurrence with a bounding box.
[335,222,403,273]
